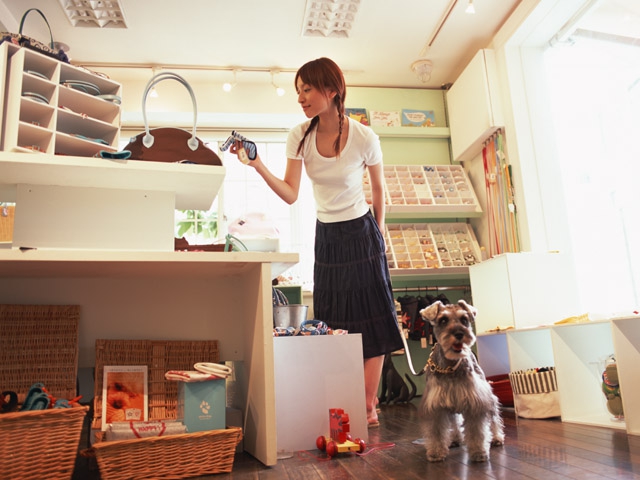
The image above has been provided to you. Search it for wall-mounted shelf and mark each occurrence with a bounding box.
[371,126,450,139]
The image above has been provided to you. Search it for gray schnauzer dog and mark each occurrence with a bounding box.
[418,299,505,462]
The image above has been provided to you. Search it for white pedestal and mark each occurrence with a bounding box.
[273,335,368,455]
[469,252,580,333]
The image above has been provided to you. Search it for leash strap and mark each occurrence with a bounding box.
[398,323,426,376]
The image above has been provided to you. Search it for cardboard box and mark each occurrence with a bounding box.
[178,379,226,432]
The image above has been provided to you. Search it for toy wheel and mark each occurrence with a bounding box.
[326,440,338,457]
[355,438,366,453]
[316,435,326,451]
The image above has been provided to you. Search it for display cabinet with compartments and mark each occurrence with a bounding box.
[0,42,121,157]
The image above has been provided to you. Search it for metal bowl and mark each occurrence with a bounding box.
[273,304,309,329]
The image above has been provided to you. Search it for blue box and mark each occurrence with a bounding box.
[177,379,226,433]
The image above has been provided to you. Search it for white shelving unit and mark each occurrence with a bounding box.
[609,316,640,434]
[0,152,225,251]
[551,321,625,431]
[1,43,121,157]
[0,146,298,466]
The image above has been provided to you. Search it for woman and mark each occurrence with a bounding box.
[231,57,403,426]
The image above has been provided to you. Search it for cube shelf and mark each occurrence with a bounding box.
[364,164,481,215]
[385,222,481,276]
[0,43,121,157]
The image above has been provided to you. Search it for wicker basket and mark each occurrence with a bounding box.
[90,427,242,479]
[88,339,241,478]
[92,339,220,429]
[0,406,89,480]
[0,304,80,403]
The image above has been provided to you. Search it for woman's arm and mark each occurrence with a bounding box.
[367,162,386,234]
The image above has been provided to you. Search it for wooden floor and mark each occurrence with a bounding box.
[74,398,640,479]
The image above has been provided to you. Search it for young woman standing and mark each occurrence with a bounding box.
[231,57,403,426]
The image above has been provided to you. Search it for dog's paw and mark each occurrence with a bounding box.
[469,451,489,462]
[426,453,447,462]
[490,437,504,447]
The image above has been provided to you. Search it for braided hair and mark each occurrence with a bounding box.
[295,57,346,157]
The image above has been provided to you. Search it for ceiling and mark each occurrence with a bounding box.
[0,0,523,89]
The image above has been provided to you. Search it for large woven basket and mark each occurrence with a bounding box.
[90,427,242,479]
[0,304,80,403]
[92,339,219,429]
[0,406,89,480]
[88,339,241,478]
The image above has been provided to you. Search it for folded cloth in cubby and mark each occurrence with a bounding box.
[165,362,232,382]
[105,420,186,441]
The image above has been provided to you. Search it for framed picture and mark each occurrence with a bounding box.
[102,365,148,430]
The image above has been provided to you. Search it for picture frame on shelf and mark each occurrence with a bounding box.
[102,365,148,430]
[370,110,400,127]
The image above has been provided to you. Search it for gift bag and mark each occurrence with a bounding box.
[508,367,561,419]
[124,72,222,166]
[0,9,69,63]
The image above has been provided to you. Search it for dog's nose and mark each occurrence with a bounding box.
[454,332,464,341]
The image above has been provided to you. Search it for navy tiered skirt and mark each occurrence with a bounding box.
[313,210,403,358]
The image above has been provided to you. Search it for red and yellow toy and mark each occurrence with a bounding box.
[316,408,366,457]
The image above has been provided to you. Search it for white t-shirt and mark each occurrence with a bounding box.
[286,117,382,223]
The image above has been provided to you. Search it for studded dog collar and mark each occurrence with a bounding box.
[426,343,463,374]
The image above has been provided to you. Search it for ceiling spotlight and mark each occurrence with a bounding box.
[223,69,239,92]
[465,0,475,14]
[410,58,433,83]
[271,70,285,96]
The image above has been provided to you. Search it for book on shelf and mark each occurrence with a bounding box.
[345,107,369,125]
[401,109,436,127]
[370,111,401,127]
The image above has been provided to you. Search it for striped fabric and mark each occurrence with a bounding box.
[509,368,558,395]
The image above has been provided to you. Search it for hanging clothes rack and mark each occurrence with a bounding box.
[391,285,469,293]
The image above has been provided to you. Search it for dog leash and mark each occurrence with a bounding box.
[398,324,426,377]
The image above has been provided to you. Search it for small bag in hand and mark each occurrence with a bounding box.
[0,9,69,63]
[124,72,222,166]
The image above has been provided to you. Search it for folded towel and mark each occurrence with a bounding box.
[194,362,233,378]
[164,370,222,382]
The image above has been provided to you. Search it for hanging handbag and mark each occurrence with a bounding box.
[0,8,69,63]
[124,72,222,166]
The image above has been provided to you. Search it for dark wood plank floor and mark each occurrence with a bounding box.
[74,399,640,479]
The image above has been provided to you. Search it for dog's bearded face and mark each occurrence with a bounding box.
[421,300,477,361]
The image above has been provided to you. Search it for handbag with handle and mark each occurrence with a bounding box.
[0,8,69,63]
[124,72,222,166]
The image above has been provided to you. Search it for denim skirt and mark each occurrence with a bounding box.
[313,210,403,358]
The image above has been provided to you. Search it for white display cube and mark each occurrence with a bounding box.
[469,252,580,334]
[273,334,368,456]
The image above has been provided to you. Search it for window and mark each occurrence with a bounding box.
[542,6,640,312]
[174,139,316,290]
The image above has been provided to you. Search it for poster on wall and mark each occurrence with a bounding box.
[102,365,148,430]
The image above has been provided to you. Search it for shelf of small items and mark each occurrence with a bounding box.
[364,164,482,218]
[385,222,482,279]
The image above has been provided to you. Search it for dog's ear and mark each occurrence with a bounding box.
[420,301,442,323]
[457,299,477,319]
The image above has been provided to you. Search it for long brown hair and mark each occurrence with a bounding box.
[295,57,346,157]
